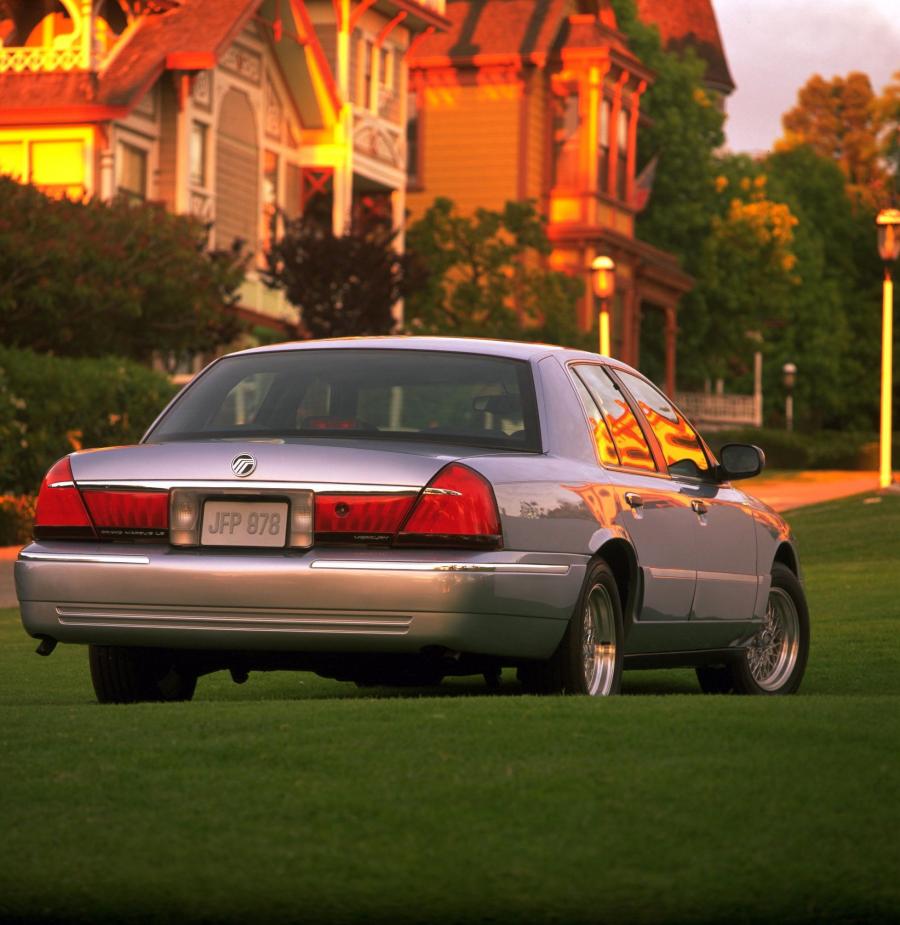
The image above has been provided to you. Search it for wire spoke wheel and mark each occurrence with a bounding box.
[746,586,801,691]
[582,582,618,696]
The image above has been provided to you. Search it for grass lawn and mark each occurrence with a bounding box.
[1,493,898,924]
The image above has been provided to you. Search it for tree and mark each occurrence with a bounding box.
[875,70,900,195]
[0,177,246,360]
[778,72,893,208]
[264,215,415,339]
[404,198,585,346]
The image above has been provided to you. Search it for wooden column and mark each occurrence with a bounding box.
[625,81,645,206]
[607,71,627,198]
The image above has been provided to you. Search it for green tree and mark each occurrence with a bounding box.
[404,197,585,346]
[265,215,415,339]
[0,177,246,360]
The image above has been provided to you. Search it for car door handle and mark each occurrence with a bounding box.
[691,499,708,515]
[625,492,644,509]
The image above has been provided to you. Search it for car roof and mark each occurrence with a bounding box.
[229,335,640,373]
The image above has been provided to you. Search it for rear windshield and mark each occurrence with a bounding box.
[146,349,541,452]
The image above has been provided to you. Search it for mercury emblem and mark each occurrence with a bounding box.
[231,454,257,477]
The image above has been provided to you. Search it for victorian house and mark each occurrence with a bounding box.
[406,0,733,394]
[0,0,447,341]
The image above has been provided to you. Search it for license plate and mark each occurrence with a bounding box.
[201,500,288,548]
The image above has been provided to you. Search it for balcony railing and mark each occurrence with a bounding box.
[676,392,762,430]
[0,42,92,74]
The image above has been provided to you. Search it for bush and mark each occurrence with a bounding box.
[709,427,900,471]
[0,347,178,495]
[0,494,36,545]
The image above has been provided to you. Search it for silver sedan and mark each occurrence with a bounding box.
[16,337,810,700]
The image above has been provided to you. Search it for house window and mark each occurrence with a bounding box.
[284,162,302,220]
[360,38,375,109]
[262,150,279,252]
[552,93,580,188]
[117,142,147,200]
[383,46,395,91]
[406,90,420,184]
[189,121,208,187]
[598,98,610,194]
[616,110,628,201]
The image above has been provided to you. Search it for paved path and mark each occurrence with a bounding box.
[0,471,891,610]
[748,470,883,512]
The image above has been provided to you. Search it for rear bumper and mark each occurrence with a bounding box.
[15,543,587,660]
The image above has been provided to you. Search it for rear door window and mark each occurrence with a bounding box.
[572,365,656,471]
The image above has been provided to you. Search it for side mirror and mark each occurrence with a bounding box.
[718,443,765,481]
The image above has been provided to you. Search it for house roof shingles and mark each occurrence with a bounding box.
[635,0,734,93]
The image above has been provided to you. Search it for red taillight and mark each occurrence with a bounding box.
[397,463,502,548]
[82,491,169,537]
[33,457,169,542]
[33,457,95,540]
[315,494,416,539]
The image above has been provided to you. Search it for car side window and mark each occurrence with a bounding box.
[570,376,620,466]
[573,365,657,472]
[615,371,711,475]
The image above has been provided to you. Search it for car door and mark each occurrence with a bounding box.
[613,370,760,623]
[570,364,697,623]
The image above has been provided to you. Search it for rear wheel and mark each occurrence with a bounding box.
[695,563,809,696]
[89,645,197,704]
[519,560,623,696]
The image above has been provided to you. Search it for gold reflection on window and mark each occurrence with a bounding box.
[617,371,709,472]
[575,365,656,472]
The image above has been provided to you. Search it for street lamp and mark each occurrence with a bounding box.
[782,362,797,432]
[876,209,900,488]
[591,255,616,356]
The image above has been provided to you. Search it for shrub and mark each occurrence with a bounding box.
[0,494,36,546]
[0,347,178,495]
[709,427,900,471]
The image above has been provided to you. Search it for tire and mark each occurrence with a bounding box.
[695,563,810,696]
[89,645,197,704]
[518,560,624,696]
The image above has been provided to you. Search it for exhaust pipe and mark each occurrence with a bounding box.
[35,637,57,657]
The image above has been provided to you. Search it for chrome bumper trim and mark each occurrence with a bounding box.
[19,551,151,565]
[310,560,570,574]
[75,479,420,494]
[56,605,412,636]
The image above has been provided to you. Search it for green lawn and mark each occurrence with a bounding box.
[1,494,899,924]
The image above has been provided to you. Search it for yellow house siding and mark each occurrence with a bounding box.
[407,79,520,218]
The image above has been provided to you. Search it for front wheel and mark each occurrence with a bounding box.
[696,562,809,695]
[519,560,624,696]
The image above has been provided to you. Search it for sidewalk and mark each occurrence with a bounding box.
[0,471,890,610]
[748,470,884,512]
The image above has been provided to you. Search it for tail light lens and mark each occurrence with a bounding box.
[315,494,416,542]
[82,491,169,539]
[33,457,168,542]
[397,463,502,549]
[33,458,95,540]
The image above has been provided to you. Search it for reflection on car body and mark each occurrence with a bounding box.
[16,337,810,701]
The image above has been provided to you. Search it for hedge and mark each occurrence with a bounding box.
[0,347,178,496]
[709,427,900,471]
